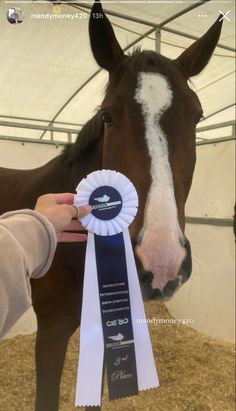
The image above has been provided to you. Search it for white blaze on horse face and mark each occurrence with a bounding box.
[134,72,186,290]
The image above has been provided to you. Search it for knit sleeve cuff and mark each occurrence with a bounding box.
[0,209,57,279]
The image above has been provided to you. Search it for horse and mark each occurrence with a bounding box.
[0,1,222,410]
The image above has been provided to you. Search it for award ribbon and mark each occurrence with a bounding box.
[74,170,159,407]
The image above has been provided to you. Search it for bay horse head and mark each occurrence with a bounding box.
[89,1,222,300]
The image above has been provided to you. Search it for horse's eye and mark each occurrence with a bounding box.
[101,111,112,124]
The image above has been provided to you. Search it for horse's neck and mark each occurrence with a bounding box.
[0,136,103,214]
[59,137,103,192]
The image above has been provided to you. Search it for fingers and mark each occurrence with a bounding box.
[70,204,92,220]
[36,195,91,219]
[57,232,88,243]
[36,193,92,215]
[35,193,92,236]
[64,220,84,231]
[54,193,75,205]
[78,205,92,218]
[36,193,75,208]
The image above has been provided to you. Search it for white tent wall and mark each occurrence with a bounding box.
[0,138,234,342]
[0,139,63,169]
[166,140,235,343]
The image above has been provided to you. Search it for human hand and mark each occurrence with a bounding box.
[35,193,91,242]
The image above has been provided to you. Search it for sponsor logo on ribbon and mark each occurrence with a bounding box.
[106,318,129,327]
[108,333,124,341]
[89,185,122,220]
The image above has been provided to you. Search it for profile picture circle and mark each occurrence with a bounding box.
[7,8,24,24]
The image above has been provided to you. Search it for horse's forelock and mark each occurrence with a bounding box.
[107,49,174,90]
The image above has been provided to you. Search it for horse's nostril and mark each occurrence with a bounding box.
[136,233,142,245]
[183,238,191,253]
[136,236,192,301]
[178,238,192,284]
[140,271,164,301]
[179,236,187,247]
[132,235,142,248]
[162,277,181,298]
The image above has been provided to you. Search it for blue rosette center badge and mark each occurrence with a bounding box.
[75,170,138,235]
[74,170,159,408]
[90,186,122,220]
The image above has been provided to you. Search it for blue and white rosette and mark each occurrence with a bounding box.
[74,170,159,407]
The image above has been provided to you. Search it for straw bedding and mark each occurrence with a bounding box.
[0,302,235,411]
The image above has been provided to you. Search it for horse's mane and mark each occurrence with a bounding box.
[61,110,103,166]
[108,48,176,89]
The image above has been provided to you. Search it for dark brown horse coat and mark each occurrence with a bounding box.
[0,2,222,410]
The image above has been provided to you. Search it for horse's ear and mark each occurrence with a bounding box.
[89,0,124,72]
[175,16,223,78]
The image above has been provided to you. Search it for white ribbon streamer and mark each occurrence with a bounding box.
[74,170,159,407]
[75,233,104,407]
[123,229,159,391]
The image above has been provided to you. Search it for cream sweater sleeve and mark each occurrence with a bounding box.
[0,210,57,338]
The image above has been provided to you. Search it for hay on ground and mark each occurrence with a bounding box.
[0,302,235,411]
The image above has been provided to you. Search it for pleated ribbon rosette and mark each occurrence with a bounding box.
[74,170,159,407]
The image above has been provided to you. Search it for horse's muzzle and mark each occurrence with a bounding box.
[136,239,192,301]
